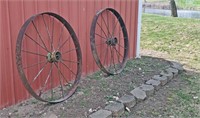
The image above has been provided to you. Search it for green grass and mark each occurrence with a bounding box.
[141,13,200,70]
[141,14,200,117]
[166,73,200,117]
[176,0,200,10]
[143,0,200,10]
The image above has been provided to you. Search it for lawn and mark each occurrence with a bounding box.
[141,13,200,117]
[143,0,200,10]
[141,13,200,71]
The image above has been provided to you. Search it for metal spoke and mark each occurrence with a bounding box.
[118,21,121,54]
[17,12,82,103]
[110,47,117,72]
[57,35,71,51]
[95,42,106,47]
[97,43,107,61]
[97,22,108,38]
[90,8,128,75]
[54,63,69,83]
[101,14,111,37]
[62,59,79,64]
[58,64,64,97]
[103,45,109,66]
[22,50,46,57]
[109,46,113,69]
[107,11,109,36]
[51,17,55,51]
[95,33,107,40]
[31,61,48,84]
[39,63,53,97]
[42,15,52,47]
[112,16,121,36]
[62,48,77,55]
[117,43,126,49]
[50,63,53,99]
[116,37,128,41]
[23,60,46,69]
[60,61,76,76]
[113,46,123,58]
[25,33,49,52]
[57,25,65,51]
[32,21,49,52]
[114,46,121,64]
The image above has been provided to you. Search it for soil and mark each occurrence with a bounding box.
[0,50,193,118]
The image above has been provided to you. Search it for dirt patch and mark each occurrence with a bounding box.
[0,56,172,118]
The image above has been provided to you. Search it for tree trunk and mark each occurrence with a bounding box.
[170,0,178,17]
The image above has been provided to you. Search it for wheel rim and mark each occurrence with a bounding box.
[16,12,82,103]
[90,8,129,75]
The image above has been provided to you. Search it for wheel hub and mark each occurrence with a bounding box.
[47,51,62,63]
[106,37,118,46]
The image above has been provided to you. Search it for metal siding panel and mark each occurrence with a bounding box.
[78,0,87,76]
[93,0,102,72]
[0,0,139,109]
[22,0,38,101]
[37,0,49,13]
[85,1,95,74]
[130,0,137,58]
[9,2,28,102]
[0,0,4,108]
[48,0,59,14]
[1,1,19,108]
[68,1,79,81]
[129,0,134,58]
[126,0,132,58]
[0,1,9,108]
[0,28,1,107]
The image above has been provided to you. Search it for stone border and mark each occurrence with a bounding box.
[89,62,184,118]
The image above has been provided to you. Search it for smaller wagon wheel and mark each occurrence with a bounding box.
[16,12,82,103]
[90,8,129,75]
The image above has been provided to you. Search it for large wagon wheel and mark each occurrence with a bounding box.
[90,8,129,75]
[16,12,82,103]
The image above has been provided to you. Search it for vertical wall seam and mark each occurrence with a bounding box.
[0,1,4,107]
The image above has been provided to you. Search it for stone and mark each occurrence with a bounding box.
[171,61,184,72]
[43,112,57,118]
[117,95,136,108]
[160,70,173,81]
[104,102,124,117]
[89,109,112,118]
[139,84,154,97]
[152,75,168,86]
[130,87,147,102]
[146,79,161,90]
[165,67,179,77]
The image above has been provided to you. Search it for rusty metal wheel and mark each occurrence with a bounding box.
[16,12,82,103]
[90,8,129,75]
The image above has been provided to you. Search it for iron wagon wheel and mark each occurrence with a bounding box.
[16,12,82,103]
[90,8,129,75]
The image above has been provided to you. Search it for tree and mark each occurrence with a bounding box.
[170,0,178,17]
